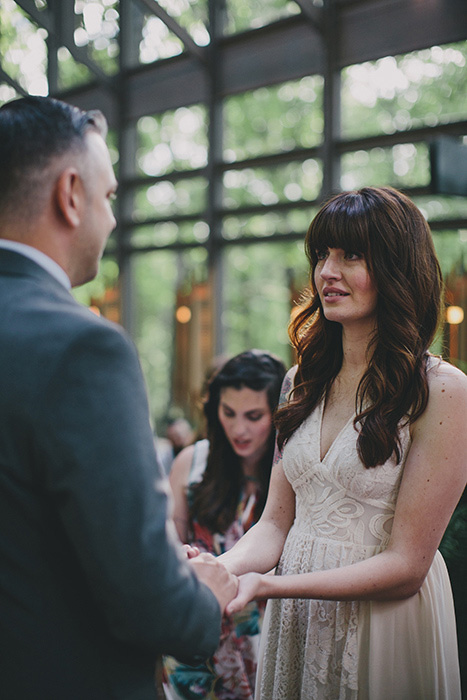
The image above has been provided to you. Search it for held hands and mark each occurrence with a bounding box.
[183,545,264,615]
[188,551,238,615]
[226,573,262,615]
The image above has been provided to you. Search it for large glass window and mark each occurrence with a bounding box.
[341,42,467,139]
[136,107,208,176]
[132,247,210,428]
[341,144,430,191]
[1,2,466,426]
[224,76,324,161]
[223,241,308,361]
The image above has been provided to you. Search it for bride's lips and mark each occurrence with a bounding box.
[323,286,349,300]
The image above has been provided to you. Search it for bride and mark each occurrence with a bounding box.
[207,187,465,700]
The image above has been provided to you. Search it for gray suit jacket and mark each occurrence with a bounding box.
[0,249,220,699]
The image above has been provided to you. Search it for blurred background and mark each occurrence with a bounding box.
[0,0,466,434]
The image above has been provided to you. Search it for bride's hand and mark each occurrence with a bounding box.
[226,572,262,615]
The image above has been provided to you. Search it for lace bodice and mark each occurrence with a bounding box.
[282,396,411,550]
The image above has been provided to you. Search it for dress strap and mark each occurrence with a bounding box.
[189,439,210,485]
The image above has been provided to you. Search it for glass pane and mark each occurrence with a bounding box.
[341,143,430,191]
[74,0,119,75]
[223,159,322,209]
[132,247,209,426]
[72,257,120,321]
[432,231,467,372]
[131,220,209,248]
[57,46,93,90]
[342,41,467,139]
[132,177,207,222]
[224,76,324,161]
[0,0,48,95]
[139,15,184,63]
[413,196,467,224]
[223,242,309,365]
[224,0,300,35]
[222,208,317,240]
[0,83,19,106]
[154,0,209,47]
[136,106,208,175]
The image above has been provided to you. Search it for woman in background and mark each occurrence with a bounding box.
[164,349,286,700]
[216,187,466,699]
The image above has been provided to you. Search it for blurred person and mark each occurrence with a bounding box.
[166,418,195,456]
[0,95,236,700]
[157,417,195,475]
[214,188,466,699]
[164,350,286,700]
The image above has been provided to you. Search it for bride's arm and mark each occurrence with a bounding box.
[227,362,467,614]
[168,444,195,543]
[219,452,296,576]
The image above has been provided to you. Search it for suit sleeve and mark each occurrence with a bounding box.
[35,318,221,663]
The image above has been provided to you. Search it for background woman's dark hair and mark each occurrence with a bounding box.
[275,186,443,468]
[191,350,286,533]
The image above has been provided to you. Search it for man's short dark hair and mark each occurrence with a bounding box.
[0,96,108,218]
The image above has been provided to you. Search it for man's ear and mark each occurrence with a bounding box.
[54,168,83,228]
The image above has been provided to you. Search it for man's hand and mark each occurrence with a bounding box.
[182,544,200,559]
[189,552,238,614]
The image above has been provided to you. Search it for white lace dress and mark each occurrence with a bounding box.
[256,394,461,700]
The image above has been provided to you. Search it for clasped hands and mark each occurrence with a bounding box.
[183,544,261,616]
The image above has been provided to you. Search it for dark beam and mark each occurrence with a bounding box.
[338,121,467,153]
[339,0,467,67]
[11,0,51,32]
[321,0,341,197]
[125,55,207,122]
[52,80,116,120]
[220,18,323,96]
[0,66,28,96]
[293,0,324,32]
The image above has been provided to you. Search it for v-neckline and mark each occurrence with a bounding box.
[318,394,355,463]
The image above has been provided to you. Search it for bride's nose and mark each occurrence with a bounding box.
[319,253,342,280]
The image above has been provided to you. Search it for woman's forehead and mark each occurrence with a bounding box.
[310,211,372,249]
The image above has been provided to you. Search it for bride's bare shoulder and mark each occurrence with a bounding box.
[425,356,467,411]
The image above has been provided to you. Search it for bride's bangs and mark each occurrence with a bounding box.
[309,199,370,260]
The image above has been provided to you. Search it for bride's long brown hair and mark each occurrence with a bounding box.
[275,187,443,468]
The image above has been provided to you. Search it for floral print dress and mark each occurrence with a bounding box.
[163,440,265,700]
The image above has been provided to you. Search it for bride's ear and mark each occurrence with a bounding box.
[54,168,84,228]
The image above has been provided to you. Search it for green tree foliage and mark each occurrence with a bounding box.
[341,44,467,138]
[224,0,300,35]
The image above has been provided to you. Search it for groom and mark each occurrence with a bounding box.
[0,96,236,699]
